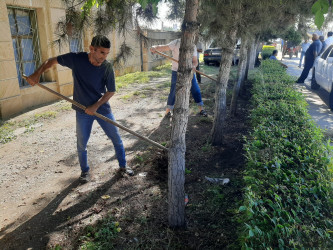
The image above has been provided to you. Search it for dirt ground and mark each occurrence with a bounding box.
[0,66,250,249]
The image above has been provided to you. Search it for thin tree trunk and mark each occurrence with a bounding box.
[244,37,254,82]
[210,28,237,146]
[240,39,251,92]
[168,0,198,228]
[230,37,248,116]
[249,36,260,69]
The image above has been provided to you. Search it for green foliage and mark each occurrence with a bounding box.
[240,60,333,248]
[0,111,57,144]
[185,168,192,174]
[80,217,121,249]
[0,121,16,144]
[312,0,330,29]
[51,245,62,250]
[283,27,302,46]
[115,69,169,89]
[261,48,275,60]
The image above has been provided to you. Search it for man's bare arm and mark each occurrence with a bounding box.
[25,57,58,86]
[85,91,115,115]
[192,56,198,70]
[150,44,170,53]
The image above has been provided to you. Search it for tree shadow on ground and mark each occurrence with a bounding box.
[1,74,249,249]
[0,173,122,249]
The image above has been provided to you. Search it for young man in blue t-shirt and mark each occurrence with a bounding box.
[25,35,134,183]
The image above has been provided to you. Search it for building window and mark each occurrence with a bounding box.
[7,6,43,87]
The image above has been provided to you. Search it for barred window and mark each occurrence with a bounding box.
[8,6,43,87]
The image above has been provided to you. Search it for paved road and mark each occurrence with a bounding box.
[282,56,333,133]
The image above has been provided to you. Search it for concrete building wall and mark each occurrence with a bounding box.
[143,30,180,71]
[0,0,178,120]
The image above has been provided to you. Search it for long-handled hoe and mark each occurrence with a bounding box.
[153,50,218,83]
[22,75,168,151]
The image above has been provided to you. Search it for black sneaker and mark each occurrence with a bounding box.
[79,171,90,184]
[119,167,134,176]
[199,110,208,117]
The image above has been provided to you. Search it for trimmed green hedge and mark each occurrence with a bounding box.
[261,48,275,60]
[240,60,333,248]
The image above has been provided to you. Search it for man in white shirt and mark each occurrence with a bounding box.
[150,39,207,117]
[325,31,333,50]
[299,39,311,68]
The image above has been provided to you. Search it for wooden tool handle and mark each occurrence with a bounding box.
[153,50,218,82]
[22,75,168,151]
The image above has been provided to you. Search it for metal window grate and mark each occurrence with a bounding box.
[7,6,43,87]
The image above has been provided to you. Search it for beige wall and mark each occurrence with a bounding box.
[0,0,178,120]
[144,30,180,70]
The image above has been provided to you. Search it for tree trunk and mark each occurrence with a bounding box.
[244,41,251,82]
[230,37,248,116]
[249,36,260,69]
[210,28,237,146]
[168,0,198,228]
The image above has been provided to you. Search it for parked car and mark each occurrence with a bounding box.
[311,44,333,109]
[203,45,240,66]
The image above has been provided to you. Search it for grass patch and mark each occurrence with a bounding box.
[79,216,121,249]
[0,121,16,144]
[0,111,58,144]
[116,63,171,89]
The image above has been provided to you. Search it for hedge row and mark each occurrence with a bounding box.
[240,60,333,248]
[261,47,275,60]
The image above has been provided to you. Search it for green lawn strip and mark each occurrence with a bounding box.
[115,63,171,89]
[239,60,333,248]
[0,111,57,144]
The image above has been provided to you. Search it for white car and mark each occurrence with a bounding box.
[311,44,333,109]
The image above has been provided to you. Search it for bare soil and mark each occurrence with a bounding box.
[0,66,250,249]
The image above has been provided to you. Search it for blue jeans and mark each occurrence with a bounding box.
[297,57,314,83]
[76,111,126,173]
[299,51,305,67]
[167,71,203,110]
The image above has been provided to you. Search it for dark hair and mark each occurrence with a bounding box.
[272,50,278,55]
[91,35,111,48]
[328,31,333,37]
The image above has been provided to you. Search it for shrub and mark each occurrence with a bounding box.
[261,48,275,60]
[239,60,333,248]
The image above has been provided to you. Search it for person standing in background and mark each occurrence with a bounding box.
[319,35,326,54]
[296,33,322,84]
[195,36,203,84]
[299,39,311,68]
[150,38,208,117]
[324,31,333,49]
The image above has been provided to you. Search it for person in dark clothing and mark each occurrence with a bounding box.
[296,34,322,84]
[24,35,134,183]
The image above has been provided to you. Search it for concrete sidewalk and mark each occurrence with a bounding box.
[281,56,333,133]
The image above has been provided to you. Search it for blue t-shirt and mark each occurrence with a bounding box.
[305,40,322,62]
[57,52,115,114]
[269,55,277,60]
